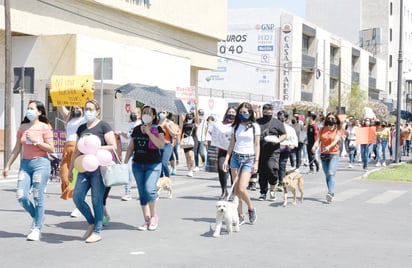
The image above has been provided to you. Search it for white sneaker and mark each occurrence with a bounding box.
[70,208,82,218]
[382,162,386,167]
[348,164,353,168]
[193,167,200,172]
[376,162,381,167]
[269,191,276,201]
[121,194,132,201]
[187,171,193,177]
[27,228,41,241]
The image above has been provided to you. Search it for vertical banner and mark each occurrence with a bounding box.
[176,86,196,113]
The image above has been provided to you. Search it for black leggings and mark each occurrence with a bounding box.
[217,149,231,194]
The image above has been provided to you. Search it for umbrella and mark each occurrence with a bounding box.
[114,83,188,114]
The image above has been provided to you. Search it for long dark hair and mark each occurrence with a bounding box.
[232,102,255,127]
[222,106,237,123]
[142,105,158,125]
[21,100,51,125]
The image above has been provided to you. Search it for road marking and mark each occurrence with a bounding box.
[365,190,408,204]
[130,251,145,255]
[333,189,368,202]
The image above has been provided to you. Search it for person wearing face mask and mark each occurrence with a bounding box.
[118,107,142,201]
[277,111,298,193]
[56,106,86,217]
[256,104,287,201]
[3,100,55,241]
[180,112,197,177]
[345,118,358,168]
[312,113,342,203]
[125,106,165,231]
[290,114,305,172]
[209,106,237,199]
[158,110,179,178]
[380,121,390,166]
[193,109,207,172]
[223,102,262,225]
[67,99,117,243]
[360,118,374,171]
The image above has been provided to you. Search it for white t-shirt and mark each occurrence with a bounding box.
[232,123,261,155]
[66,117,86,142]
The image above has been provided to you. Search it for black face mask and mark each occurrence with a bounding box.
[71,110,81,118]
[325,119,336,126]
[263,114,273,120]
[130,114,137,122]
[226,114,235,121]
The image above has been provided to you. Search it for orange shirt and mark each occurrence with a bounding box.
[320,127,341,154]
[17,123,53,159]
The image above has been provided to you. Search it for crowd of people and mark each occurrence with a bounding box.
[3,99,412,242]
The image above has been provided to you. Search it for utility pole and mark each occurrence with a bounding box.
[338,57,342,114]
[3,0,12,167]
[395,0,404,163]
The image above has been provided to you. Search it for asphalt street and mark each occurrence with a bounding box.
[0,155,411,268]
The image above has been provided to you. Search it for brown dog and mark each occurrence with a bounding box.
[156,177,173,200]
[282,171,304,206]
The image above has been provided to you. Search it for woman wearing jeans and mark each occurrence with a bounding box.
[312,113,342,203]
[125,106,165,231]
[223,102,260,224]
[68,99,117,243]
[3,100,55,241]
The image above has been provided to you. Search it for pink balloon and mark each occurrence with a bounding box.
[77,137,87,154]
[82,135,101,155]
[82,154,99,172]
[96,149,113,166]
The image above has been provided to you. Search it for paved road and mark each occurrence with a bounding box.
[0,156,411,268]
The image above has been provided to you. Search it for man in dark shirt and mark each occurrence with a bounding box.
[305,113,320,173]
[256,104,287,201]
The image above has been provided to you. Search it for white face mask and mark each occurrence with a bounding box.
[142,114,153,124]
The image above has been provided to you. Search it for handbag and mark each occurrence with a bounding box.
[320,153,333,161]
[180,127,195,149]
[100,149,129,187]
[181,135,195,149]
[349,140,357,148]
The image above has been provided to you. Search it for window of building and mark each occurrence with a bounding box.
[390,2,393,15]
[13,67,35,94]
[389,81,392,95]
[330,46,339,64]
[302,35,309,55]
[389,55,392,68]
[390,28,392,41]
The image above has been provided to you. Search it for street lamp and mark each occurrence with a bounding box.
[395,0,404,163]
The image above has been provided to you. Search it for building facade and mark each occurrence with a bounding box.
[0,0,227,148]
[307,0,412,112]
[197,8,386,114]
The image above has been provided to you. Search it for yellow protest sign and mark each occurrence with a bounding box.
[50,75,94,106]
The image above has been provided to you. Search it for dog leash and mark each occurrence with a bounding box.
[225,161,243,202]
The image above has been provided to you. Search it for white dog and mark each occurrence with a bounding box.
[213,196,240,237]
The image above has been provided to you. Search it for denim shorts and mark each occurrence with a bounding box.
[230,152,255,172]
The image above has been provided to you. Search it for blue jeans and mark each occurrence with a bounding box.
[320,154,339,194]
[17,156,51,229]
[361,144,372,169]
[381,138,389,162]
[348,146,356,164]
[194,140,205,167]
[160,143,173,177]
[230,152,254,172]
[132,162,162,205]
[73,169,105,234]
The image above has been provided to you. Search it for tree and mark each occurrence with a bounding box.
[347,83,366,118]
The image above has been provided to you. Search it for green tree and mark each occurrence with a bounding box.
[347,83,366,118]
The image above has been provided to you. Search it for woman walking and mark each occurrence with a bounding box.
[223,102,260,224]
[124,106,165,231]
[3,100,55,241]
[312,113,342,203]
[68,99,117,243]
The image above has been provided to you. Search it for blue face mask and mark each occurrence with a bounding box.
[239,113,250,122]
[159,113,166,120]
[25,110,37,121]
[84,111,96,122]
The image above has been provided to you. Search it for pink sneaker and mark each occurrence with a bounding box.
[148,215,158,231]
[137,221,149,231]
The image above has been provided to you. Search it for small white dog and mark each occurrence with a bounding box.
[213,196,240,237]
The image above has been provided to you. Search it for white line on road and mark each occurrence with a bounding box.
[365,190,408,204]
